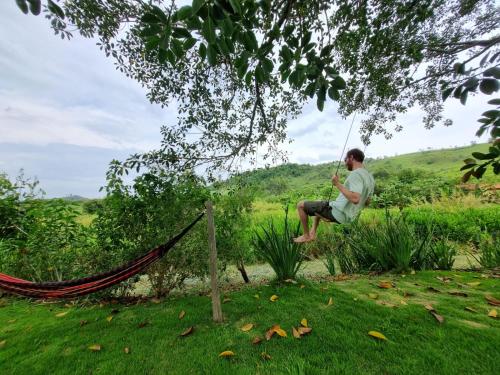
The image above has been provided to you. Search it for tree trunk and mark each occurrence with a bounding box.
[237,261,250,283]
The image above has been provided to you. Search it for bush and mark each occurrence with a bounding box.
[429,238,456,270]
[92,165,211,297]
[82,199,103,215]
[253,207,304,281]
[472,234,500,269]
[347,211,433,273]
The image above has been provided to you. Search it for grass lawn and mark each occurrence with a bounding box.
[1,271,499,374]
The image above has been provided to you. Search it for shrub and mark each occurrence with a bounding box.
[429,238,456,270]
[253,207,304,281]
[470,233,500,269]
[347,211,433,272]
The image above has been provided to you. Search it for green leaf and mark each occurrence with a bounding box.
[222,18,234,36]
[462,170,474,183]
[245,71,253,86]
[198,43,207,60]
[484,67,500,79]
[176,6,193,20]
[320,45,334,58]
[183,38,197,50]
[192,0,205,15]
[145,36,161,51]
[283,25,294,38]
[217,37,230,55]
[304,82,316,98]
[229,0,242,14]
[202,17,216,44]
[255,65,265,83]
[442,87,454,101]
[463,158,476,165]
[482,110,499,119]
[328,87,340,101]
[262,58,273,73]
[243,31,258,52]
[331,76,346,90]
[476,126,487,137]
[317,82,327,101]
[48,0,65,19]
[453,62,465,74]
[453,86,463,98]
[317,96,325,111]
[237,61,249,79]
[280,46,292,62]
[166,49,176,65]
[27,0,41,15]
[288,70,299,87]
[472,166,487,179]
[494,162,500,175]
[207,44,218,66]
[487,98,500,105]
[173,27,192,39]
[324,66,337,77]
[141,12,160,23]
[16,0,29,15]
[460,163,477,171]
[471,152,490,160]
[140,25,161,38]
[480,79,499,95]
[463,77,479,90]
[460,90,468,105]
[171,39,184,58]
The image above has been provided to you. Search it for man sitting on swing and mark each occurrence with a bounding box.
[294,148,375,243]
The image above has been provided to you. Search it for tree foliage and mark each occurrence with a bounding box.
[16,0,500,178]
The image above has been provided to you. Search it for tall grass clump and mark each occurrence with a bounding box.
[469,233,500,269]
[429,237,456,270]
[253,206,304,281]
[347,211,433,272]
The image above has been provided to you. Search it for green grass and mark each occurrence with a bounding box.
[1,271,499,374]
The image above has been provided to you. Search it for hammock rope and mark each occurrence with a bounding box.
[0,212,205,299]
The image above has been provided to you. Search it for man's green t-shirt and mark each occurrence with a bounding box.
[329,168,375,224]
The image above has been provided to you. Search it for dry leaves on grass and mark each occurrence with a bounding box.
[261,352,272,360]
[424,305,444,324]
[266,325,287,340]
[368,331,387,341]
[219,351,235,358]
[466,282,481,287]
[485,295,500,306]
[449,291,468,297]
[0,340,6,348]
[437,276,452,283]
[292,327,301,339]
[80,320,88,327]
[241,323,254,332]
[378,281,393,289]
[106,316,113,323]
[465,307,478,313]
[55,311,69,318]
[327,297,333,306]
[270,295,279,302]
[300,319,308,327]
[488,309,497,318]
[297,327,312,336]
[223,298,232,303]
[88,344,101,352]
[178,310,185,320]
[180,326,194,337]
[368,293,378,299]
[252,337,262,345]
[427,287,441,293]
[138,321,149,328]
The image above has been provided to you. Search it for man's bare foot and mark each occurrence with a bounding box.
[293,234,314,243]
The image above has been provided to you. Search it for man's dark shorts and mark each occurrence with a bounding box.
[303,201,339,223]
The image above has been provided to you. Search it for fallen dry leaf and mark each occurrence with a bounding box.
[465,307,478,313]
[150,297,161,304]
[55,311,69,318]
[449,291,468,297]
[284,279,297,284]
[300,318,308,328]
[275,328,287,337]
[254,294,260,299]
[466,282,481,287]
[111,309,120,315]
[292,327,301,339]
[223,298,232,303]
[437,276,452,283]
[241,323,254,332]
[427,287,441,293]
[378,301,397,308]
[410,270,416,275]
[261,352,272,360]
[219,350,235,357]
[488,309,498,318]
[400,300,408,306]
[265,328,275,341]
[430,311,444,324]
[106,316,113,323]
[80,320,88,327]
[424,304,435,312]
[138,321,149,328]
[300,284,305,289]
[378,281,393,289]
[180,326,194,337]
[88,344,101,352]
[252,337,262,345]
[7,319,16,324]
[270,295,279,302]
[403,291,415,298]
[124,347,130,354]
[178,310,185,320]
[485,295,500,306]
[327,297,333,306]
[297,327,312,336]
[368,331,387,341]
[0,340,6,348]
[368,293,379,300]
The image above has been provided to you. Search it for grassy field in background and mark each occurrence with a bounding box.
[1,271,499,374]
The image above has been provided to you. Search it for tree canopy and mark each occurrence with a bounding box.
[16,0,500,179]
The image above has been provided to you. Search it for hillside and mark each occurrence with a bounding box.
[230,143,498,199]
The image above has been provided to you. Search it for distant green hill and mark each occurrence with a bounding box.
[230,143,498,199]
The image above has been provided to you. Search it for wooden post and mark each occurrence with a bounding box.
[205,201,223,323]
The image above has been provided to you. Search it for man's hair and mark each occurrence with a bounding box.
[346,148,365,162]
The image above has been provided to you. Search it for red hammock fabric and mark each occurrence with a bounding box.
[0,212,204,299]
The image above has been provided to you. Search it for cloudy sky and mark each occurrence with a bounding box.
[0,2,492,197]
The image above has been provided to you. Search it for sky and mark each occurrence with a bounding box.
[0,2,492,198]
